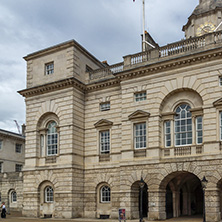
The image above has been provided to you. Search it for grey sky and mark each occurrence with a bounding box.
[0,0,198,133]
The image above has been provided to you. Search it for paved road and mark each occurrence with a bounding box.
[0,212,202,222]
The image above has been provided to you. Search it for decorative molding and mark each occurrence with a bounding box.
[128,110,150,120]
[94,119,113,128]
[213,98,222,107]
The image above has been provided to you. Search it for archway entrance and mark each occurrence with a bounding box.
[218,179,222,220]
[161,172,203,219]
[131,181,148,219]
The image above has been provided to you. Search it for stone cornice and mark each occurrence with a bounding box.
[19,45,222,97]
[18,77,86,98]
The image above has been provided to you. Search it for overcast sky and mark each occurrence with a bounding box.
[0,0,198,133]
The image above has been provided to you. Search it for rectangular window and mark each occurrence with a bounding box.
[100,130,110,154]
[15,164,22,172]
[0,140,2,150]
[196,116,203,144]
[135,91,147,102]
[45,62,54,75]
[134,123,146,149]
[165,121,171,147]
[0,162,2,173]
[220,112,222,140]
[100,102,110,111]
[15,144,22,153]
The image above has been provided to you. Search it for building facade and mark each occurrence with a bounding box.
[0,129,25,212]
[19,0,222,221]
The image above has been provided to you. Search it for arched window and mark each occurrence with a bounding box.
[163,103,203,148]
[175,104,192,146]
[45,186,54,203]
[100,186,111,203]
[47,121,58,156]
[11,191,17,203]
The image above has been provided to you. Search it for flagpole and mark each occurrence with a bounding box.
[142,0,146,51]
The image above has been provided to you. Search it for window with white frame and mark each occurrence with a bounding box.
[164,121,171,147]
[45,186,54,203]
[47,121,58,156]
[134,123,146,149]
[196,116,203,144]
[220,112,222,141]
[100,130,110,154]
[15,164,23,172]
[100,186,111,203]
[0,140,2,150]
[175,104,192,146]
[11,191,17,203]
[100,102,110,111]
[15,143,22,153]
[134,91,147,102]
[45,62,54,75]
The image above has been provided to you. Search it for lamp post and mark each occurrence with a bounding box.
[139,177,145,222]
[201,176,208,222]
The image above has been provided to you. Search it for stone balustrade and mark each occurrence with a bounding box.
[88,30,222,82]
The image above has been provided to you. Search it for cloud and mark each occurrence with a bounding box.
[0,0,198,132]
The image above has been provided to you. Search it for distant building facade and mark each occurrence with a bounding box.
[0,129,25,212]
[19,0,222,221]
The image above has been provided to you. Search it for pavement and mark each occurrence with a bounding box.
[0,212,203,222]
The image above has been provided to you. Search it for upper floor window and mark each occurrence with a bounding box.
[100,130,110,154]
[100,102,110,111]
[45,62,54,75]
[47,121,58,156]
[0,162,2,173]
[196,116,203,144]
[164,121,171,147]
[135,91,147,102]
[134,123,146,149]
[100,186,111,203]
[11,191,17,203]
[15,144,22,153]
[15,164,23,172]
[0,140,2,150]
[175,104,192,146]
[45,186,54,203]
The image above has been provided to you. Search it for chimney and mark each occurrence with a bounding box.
[22,124,26,137]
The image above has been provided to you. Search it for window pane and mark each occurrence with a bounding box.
[134,123,146,149]
[101,186,110,203]
[135,92,147,101]
[100,130,110,154]
[165,121,171,147]
[174,104,192,146]
[196,116,203,144]
[47,121,58,156]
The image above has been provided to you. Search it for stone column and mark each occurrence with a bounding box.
[205,188,221,222]
[148,189,166,220]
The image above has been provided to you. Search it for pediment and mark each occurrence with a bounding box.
[94,119,113,128]
[128,110,150,120]
[213,98,222,107]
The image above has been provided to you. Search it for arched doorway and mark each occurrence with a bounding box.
[131,181,148,219]
[160,172,203,219]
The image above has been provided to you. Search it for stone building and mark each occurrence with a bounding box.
[18,0,222,221]
[0,129,25,212]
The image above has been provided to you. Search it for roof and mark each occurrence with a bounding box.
[0,129,25,140]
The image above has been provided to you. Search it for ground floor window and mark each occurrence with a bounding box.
[45,186,54,203]
[100,186,110,203]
